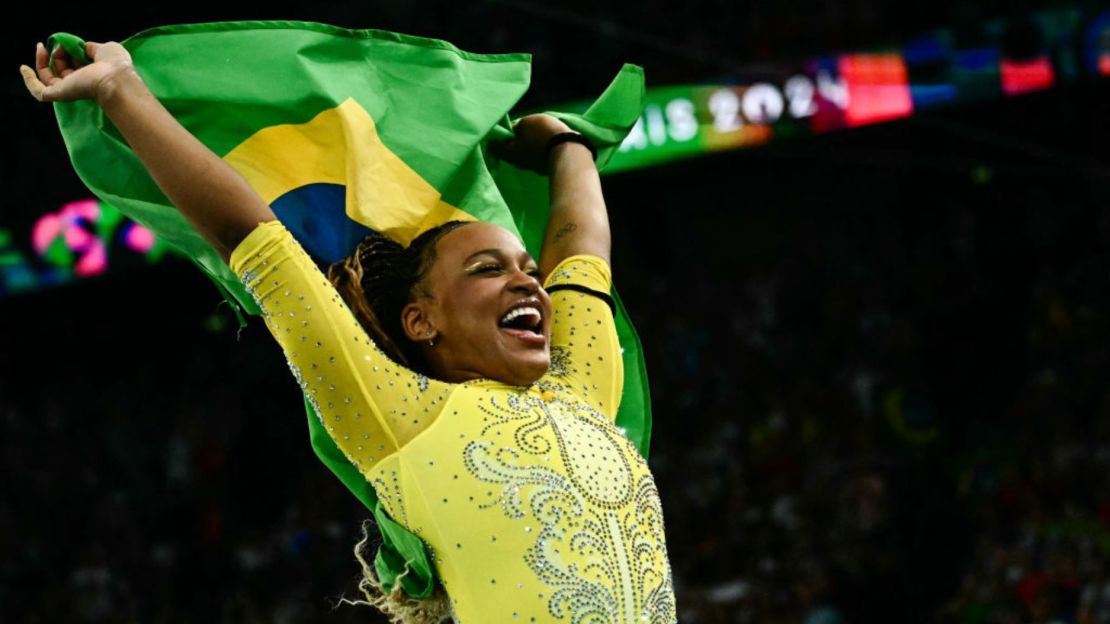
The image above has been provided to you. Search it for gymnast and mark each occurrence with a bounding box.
[21,39,676,623]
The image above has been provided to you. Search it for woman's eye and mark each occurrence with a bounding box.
[474,264,502,274]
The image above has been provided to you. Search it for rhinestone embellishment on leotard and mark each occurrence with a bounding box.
[240,240,673,622]
[463,387,676,623]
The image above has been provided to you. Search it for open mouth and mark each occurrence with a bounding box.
[498,301,545,344]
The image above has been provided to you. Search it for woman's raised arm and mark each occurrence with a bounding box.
[20,40,274,263]
[541,131,611,275]
[494,114,611,276]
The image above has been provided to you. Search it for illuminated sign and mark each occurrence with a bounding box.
[605,7,1110,172]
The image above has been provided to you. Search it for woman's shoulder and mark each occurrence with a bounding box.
[544,254,611,289]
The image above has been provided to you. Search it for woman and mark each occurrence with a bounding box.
[22,39,676,623]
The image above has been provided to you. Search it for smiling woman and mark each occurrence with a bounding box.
[23,34,676,624]
[234,215,665,622]
[399,222,554,386]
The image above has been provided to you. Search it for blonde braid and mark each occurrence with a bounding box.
[336,521,455,624]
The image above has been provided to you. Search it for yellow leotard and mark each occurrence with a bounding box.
[230,220,676,623]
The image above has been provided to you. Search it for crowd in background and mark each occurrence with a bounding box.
[611,143,1110,623]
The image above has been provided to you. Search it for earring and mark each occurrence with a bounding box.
[427,335,435,347]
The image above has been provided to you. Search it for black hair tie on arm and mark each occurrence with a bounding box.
[545,284,616,316]
[545,132,597,162]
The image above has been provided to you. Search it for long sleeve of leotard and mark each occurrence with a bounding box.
[229,220,454,475]
[543,254,624,420]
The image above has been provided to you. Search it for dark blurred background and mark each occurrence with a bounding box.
[3,1,1110,622]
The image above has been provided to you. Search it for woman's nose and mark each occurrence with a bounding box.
[508,268,540,293]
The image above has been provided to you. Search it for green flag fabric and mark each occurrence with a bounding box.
[48,21,647,598]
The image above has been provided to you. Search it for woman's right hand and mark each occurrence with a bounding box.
[19,40,134,104]
[491,113,575,174]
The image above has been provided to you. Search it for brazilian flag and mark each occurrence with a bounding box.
[47,21,648,597]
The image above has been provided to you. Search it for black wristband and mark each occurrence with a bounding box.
[545,132,597,163]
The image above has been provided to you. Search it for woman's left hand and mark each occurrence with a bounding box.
[491,113,573,173]
[20,40,134,104]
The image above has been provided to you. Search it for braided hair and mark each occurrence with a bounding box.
[329,222,471,622]
[326,221,472,373]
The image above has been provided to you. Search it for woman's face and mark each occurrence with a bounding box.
[403,222,553,386]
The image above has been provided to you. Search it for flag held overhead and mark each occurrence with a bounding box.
[47,21,648,597]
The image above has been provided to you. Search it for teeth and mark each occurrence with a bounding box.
[500,306,542,325]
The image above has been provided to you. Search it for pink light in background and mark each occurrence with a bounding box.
[74,241,107,276]
[123,223,156,253]
[31,199,109,276]
[31,214,61,254]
